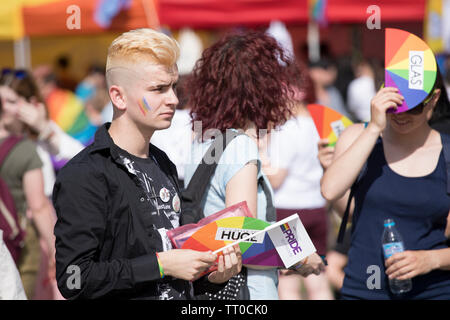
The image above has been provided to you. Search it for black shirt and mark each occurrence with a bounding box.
[52,123,224,299]
[117,147,181,236]
[116,147,184,300]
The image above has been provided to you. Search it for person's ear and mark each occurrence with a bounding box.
[109,85,127,111]
[427,88,441,114]
[432,88,441,106]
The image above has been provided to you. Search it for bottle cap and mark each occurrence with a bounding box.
[384,219,395,227]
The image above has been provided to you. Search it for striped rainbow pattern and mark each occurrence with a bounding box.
[181,216,284,267]
[280,223,290,232]
[46,88,98,146]
[307,103,353,147]
[138,97,152,115]
[309,0,327,25]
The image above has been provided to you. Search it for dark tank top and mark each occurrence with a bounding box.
[341,135,450,300]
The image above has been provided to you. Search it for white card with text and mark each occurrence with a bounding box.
[267,214,316,268]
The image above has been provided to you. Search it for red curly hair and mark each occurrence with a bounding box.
[186,31,303,139]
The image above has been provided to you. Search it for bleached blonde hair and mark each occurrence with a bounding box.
[106,28,180,72]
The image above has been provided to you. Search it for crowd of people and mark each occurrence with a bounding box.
[0,26,449,300]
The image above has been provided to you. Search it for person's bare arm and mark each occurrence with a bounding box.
[325,251,348,290]
[23,168,56,279]
[225,162,258,218]
[263,166,288,191]
[321,87,404,202]
[23,168,55,250]
[318,138,353,218]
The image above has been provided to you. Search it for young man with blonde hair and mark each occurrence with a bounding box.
[53,28,241,300]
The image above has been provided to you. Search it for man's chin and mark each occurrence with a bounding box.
[153,120,172,131]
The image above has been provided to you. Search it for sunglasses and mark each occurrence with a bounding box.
[405,92,436,115]
[1,68,27,79]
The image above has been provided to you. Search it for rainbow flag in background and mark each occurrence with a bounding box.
[46,88,98,146]
[309,0,327,26]
[424,0,444,54]
[94,0,132,28]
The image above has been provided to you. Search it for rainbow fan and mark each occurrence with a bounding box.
[181,216,284,267]
[307,104,353,146]
[385,28,437,113]
[46,88,98,146]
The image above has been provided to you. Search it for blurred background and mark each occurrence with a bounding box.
[0,1,448,77]
[2,0,449,115]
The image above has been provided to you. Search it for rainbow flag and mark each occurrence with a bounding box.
[280,223,290,232]
[46,88,98,147]
[94,0,132,28]
[424,0,444,54]
[138,97,152,115]
[309,0,327,26]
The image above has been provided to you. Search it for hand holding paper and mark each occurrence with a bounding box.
[290,253,326,277]
[208,245,242,284]
[266,214,317,268]
[214,214,317,269]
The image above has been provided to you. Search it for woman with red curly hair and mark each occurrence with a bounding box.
[184,31,326,300]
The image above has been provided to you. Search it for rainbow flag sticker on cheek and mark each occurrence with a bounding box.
[138,97,152,115]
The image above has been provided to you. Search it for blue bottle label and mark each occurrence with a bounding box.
[383,242,404,259]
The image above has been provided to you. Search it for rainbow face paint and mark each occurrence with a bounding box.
[138,97,152,115]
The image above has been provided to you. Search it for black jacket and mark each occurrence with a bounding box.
[53,123,224,299]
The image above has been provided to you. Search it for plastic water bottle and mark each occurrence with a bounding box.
[381,219,412,295]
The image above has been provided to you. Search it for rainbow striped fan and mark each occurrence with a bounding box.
[307,104,353,147]
[385,28,437,113]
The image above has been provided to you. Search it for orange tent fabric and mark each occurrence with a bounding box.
[21,0,426,36]
[0,0,61,40]
[22,0,159,36]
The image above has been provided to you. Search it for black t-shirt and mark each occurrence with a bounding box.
[118,147,187,300]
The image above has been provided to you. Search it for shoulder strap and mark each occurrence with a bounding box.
[258,176,276,222]
[184,131,276,222]
[336,160,368,244]
[0,136,23,167]
[441,133,450,195]
[337,183,356,244]
[183,130,244,203]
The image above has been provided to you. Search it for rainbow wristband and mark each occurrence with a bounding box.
[156,252,164,279]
